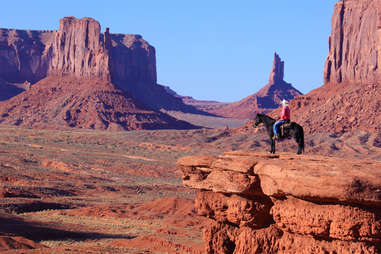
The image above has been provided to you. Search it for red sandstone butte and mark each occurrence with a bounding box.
[0,17,199,130]
[277,0,381,134]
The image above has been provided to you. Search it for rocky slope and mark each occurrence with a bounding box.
[283,0,381,134]
[205,53,302,119]
[0,76,197,130]
[177,151,381,253]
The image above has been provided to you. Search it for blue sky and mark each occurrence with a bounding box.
[1,1,336,102]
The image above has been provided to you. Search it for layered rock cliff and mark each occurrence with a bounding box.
[50,17,111,80]
[208,53,302,119]
[177,152,381,253]
[324,0,381,85]
[0,17,199,130]
[0,16,210,118]
[286,0,381,133]
[0,17,156,88]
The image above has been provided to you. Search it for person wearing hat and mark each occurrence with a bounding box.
[273,99,290,140]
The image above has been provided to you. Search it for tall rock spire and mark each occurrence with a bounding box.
[269,52,285,84]
[206,53,302,119]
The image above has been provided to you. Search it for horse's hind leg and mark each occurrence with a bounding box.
[297,144,302,154]
[294,132,304,155]
[271,140,275,154]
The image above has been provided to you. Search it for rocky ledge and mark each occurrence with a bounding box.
[177,152,381,254]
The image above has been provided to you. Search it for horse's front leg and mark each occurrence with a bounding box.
[271,139,275,154]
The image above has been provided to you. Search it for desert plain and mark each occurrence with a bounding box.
[0,125,380,253]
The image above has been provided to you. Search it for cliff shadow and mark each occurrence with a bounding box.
[0,213,135,242]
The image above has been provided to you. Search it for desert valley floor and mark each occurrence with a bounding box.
[0,125,381,253]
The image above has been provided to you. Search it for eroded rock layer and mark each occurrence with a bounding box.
[177,151,381,253]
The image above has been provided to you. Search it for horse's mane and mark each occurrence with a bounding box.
[258,113,275,122]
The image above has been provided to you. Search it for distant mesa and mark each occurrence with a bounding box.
[0,16,199,130]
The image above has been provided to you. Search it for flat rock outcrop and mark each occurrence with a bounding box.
[177,151,381,253]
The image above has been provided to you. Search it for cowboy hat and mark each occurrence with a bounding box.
[281,99,289,106]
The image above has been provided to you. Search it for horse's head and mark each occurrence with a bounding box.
[254,113,263,127]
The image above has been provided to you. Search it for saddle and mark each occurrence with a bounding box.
[280,121,292,138]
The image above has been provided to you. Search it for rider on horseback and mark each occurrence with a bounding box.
[273,99,290,140]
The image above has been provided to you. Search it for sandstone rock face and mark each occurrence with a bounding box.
[195,191,273,228]
[49,17,111,80]
[110,33,156,89]
[208,53,302,119]
[271,196,381,242]
[324,0,381,84]
[0,17,155,86]
[182,166,260,195]
[178,151,381,253]
[285,0,381,134]
[0,29,54,84]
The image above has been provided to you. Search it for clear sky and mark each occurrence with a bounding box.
[1,0,337,102]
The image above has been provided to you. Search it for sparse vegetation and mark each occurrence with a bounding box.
[1,126,380,253]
